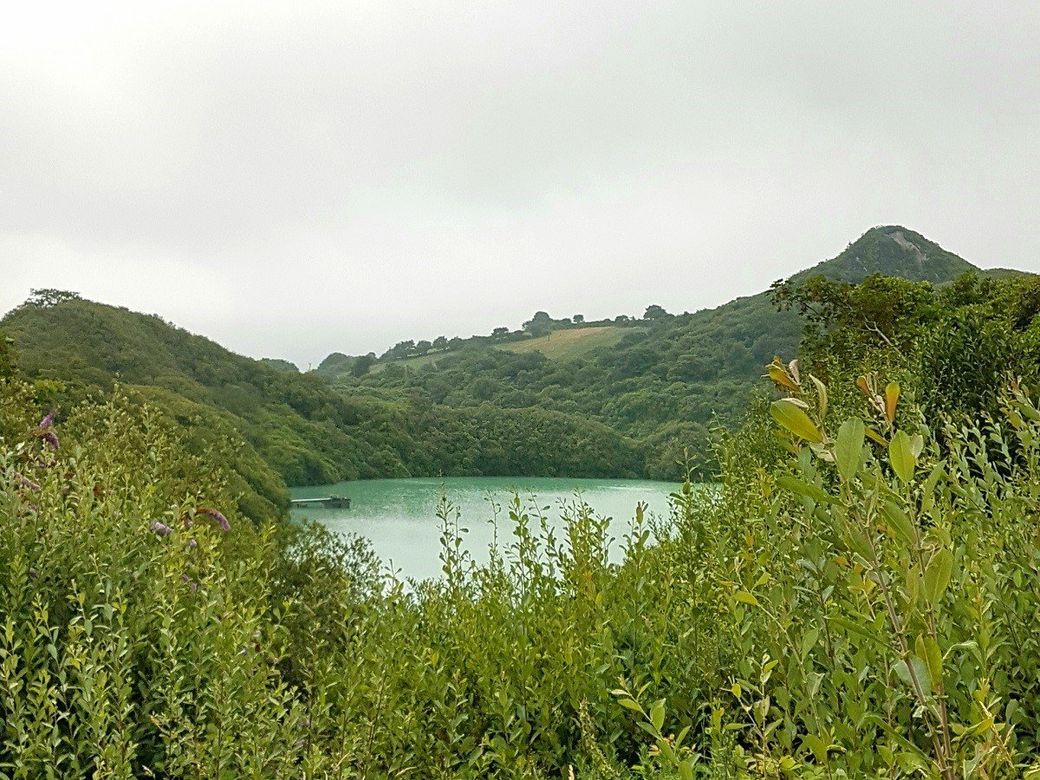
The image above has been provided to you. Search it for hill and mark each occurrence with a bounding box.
[2,226,992,488]
[789,225,977,284]
[1,298,646,499]
[260,357,300,373]
[330,226,982,477]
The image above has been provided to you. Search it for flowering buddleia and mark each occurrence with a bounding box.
[150,520,173,537]
[196,506,231,532]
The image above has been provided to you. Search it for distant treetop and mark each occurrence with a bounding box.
[523,311,553,337]
[26,289,82,308]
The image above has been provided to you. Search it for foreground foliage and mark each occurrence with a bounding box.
[4,262,1040,776]
[4,368,1040,776]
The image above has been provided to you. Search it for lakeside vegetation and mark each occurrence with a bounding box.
[3,241,1040,775]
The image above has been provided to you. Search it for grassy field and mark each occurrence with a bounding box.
[367,326,641,374]
[368,350,448,374]
[498,326,640,360]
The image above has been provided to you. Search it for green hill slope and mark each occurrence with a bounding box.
[3,300,398,484]
[3,226,988,487]
[334,226,981,477]
[498,325,641,360]
[2,298,646,493]
[790,225,976,284]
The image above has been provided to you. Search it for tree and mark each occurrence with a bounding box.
[351,354,375,377]
[573,314,585,324]
[433,336,448,350]
[492,327,510,339]
[470,377,499,401]
[384,340,415,359]
[523,311,553,338]
[27,289,81,308]
[643,304,670,320]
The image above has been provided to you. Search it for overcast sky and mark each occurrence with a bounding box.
[3,1,1038,367]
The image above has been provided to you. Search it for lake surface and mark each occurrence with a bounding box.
[290,476,681,581]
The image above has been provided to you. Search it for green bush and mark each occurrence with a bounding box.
[4,335,1040,776]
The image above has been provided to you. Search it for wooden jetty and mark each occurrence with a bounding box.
[290,495,351,509]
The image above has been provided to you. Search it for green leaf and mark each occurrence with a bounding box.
[809,373,828,420]
[650,699,665,733]
[920,463,945,514]
[799,626,820,660]
[866,715,932,764]
[776,475,837,505]
[830,615,885,647]
[675,725,691,749]
[678,760,695,780]
[924,549,953,605]
[866,427,888,446]
[910,433,925,459]
[834,418,865,483]
[920,635,943,689]
[880,501,916,546]
[734,591,759,607]
[770,399,823,443]
[889,430,916,483]
[618,698,642,713]
[893,656,932,699]
[802,733,830,763]
[655,737,676,763]
[845,529,875,562]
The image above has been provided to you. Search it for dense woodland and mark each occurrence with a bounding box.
[3,240,1040,775]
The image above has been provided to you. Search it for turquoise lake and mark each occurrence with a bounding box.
[290,476,682,581]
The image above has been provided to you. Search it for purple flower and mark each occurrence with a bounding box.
[38,411,55,430]
[14,472,41,492]
[150,521,173,537]
[41,431,59,451]
[196,506,231,532]
[187,538,197,550]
